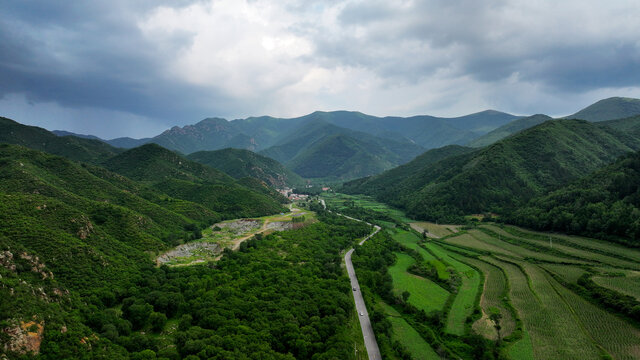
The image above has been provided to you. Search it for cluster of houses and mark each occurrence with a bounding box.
[277,188,309,201]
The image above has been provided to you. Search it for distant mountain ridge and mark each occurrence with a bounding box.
[567,97,640,121]
[187,148,304,188]
[259,120,425,180]
[344,119,640,222]
[467,114,552,148]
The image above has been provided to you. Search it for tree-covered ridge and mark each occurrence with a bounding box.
[0,116,122,164]
[187,147,304,188]
[345,119,640,223]
[509,150,640,244]
[467,114,552,148]
[259,120,425,180]
[104,143,287,217]
[598,114,640,136]
[341,144,474,197]
[567,96,640,122]
[104,143,234,184]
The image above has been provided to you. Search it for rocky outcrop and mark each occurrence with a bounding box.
[156,242,221,265]
[2,319,44,355]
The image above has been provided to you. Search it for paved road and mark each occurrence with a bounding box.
[345,248,381,360]
[320,196,382,359]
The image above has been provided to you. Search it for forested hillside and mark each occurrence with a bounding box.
[104,144,286,218]
[567,97,640,121]
[187,148,304,188]
[0,142,373,357]
[467,114,552,148]
[510,150,640,244]
[0,117,122,164]
[344,119,640,222]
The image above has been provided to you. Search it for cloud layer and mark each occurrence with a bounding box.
[1,0,639,138]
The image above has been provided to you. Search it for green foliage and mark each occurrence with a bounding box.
[187,148,304,188]
[260,121,424,181]
[467,114,552,148]
[567,96,640,122]
[0,117,121,164]
[346,119,640,224]
[509,150,640,244]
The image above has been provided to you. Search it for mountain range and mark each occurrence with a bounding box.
[343,118,640,222]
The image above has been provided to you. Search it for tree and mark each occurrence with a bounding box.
[149,312,167,333]
[488,307,502,341]
[401,290,411,303]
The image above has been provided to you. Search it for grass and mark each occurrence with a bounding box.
[388,252,449,313]
[381,302,440,360]
[463,257,516,340]
[502,225,640,264]
[506,328,535,360]
[445,232,521,258]
[470,229,586,264]
[484,225,640,270]
[322,192,412,223]
[592,273,640,301]
[390,229,449,280]
[409,222,458,238]
[540,264,588,284]
[423,243,481,335]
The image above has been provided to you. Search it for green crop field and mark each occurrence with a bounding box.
[483,225,640,270]
[463,257,516,340]
[390,229,450,280]
[593,273,640,301]
[422,244,481,335]
[502,225,640,263]
[445,232,520,258]
[540,264,588,284]
[381,302,440,360]
[322,192,412,222]
[388,252,450,313]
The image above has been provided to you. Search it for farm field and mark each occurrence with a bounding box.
[322,192,412,223]
[330,193,640,359]
[409,221,460,238]
[592,272,640,301]
[388,252,450,313]
[381,302,440,360]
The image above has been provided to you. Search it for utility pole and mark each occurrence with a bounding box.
[549,236,552,249]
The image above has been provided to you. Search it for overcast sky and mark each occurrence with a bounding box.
[1,0,639,138]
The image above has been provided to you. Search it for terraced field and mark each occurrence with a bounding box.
[388,252,450,313]
[593,273,640,301]
[331,193,640,359]
[463,257,516,340]
[381,302,440,360]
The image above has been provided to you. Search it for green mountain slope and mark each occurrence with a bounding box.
[509,150,640,244]
[260,121,424,180]
[599,114,640,136]
[342,145,474,196]
[0,116,122,164]
[567,97,640,121]
[286,134,396,180]
[346,119,640,222]
[0,144,212,289]
[105,110,519,154]
[104,144,286,217]
[187,148,304,188]
[467,114,552,147]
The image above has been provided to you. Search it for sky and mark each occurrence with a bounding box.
[1,0,640,139]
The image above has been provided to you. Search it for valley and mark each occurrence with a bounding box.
[2,96,640,359]
[329,193,640,360]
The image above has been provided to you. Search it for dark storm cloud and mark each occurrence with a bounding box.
[0,0,639,137]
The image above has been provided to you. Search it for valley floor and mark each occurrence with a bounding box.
[330,192,640,360]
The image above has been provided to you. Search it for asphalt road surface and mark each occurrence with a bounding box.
[319,197,382,359]
[345,227,381,360]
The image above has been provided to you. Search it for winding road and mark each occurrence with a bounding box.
[321,198,382,360]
